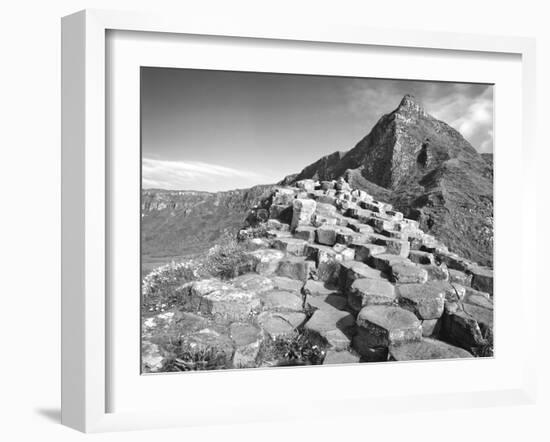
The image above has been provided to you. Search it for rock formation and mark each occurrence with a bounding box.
[142,179,493,372]
[281,95,494,266]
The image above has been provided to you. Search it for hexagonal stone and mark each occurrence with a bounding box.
[316,195,338,206]
[291,198,317,230]
[389,338,473,361]
[338,260,385,293]
[448,269,473,286]
[391,263,428,284]
[304,308,355,351]
[333,244,356,261]
[316,226,354,246]
[303,280,347,311]
[242,237,271,251]
[371,236,410,257]
[335,215,357,228]
[315,202,337,215]
[230,323,263,368]
[356,211,376,224]
[272,237,308,256]
[257,311,306,339]
[323,350,361,365]
[276,256,315,281]
[360,201,382,213]
[269,276,304,292]
[435,251,472,272]
[421,264,450,281]
[397,218,420,231]
[259,290,304,312]
[295,179,316,192]
[354,243,387,262]
[463,288,493,309]
[303,279,337,297]
[348,278,396,311]
[370,216,396,232]
[304,244,343,283]
[335,230,364,246]
[266,219,290,231]
[249,248,285,275]
[198,286,262,321]
[293,225,316,242]
[312,213,338,227]
[349,223,375,234]
[408,250,435,265]
[469,265,493,296]
[385,210,404,221]
[351,336,389,361]
[421,319,440,337]
[230,273,275,293]
[355,305,422,347]
[397,283,446,319]
[380,229,409,240]
[429,281,466,303]
[441,309,490,349]
[369,253,410,273]
[272,188,296,205]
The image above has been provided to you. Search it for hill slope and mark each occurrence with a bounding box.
[141,185,275,262]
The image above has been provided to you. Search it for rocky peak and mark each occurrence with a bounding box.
[395,94,426,116]
[280,95,493,266]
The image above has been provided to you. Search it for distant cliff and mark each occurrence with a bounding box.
[141,185,275,259]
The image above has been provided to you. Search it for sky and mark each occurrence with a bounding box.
[141,68,493,192]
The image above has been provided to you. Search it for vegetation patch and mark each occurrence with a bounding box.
[259,331,325,367]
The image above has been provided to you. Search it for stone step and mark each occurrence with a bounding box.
[316,225,355,246]
[354,305,422,349]
[248,248,285,275]
[303,280,348,312]
[293,225,316,242]
[408,250,435,265]
[397,282,446,320]
[369,253,411,273]
[291,198,317,230]
[391,262,428,284]
[257,311,307,339]
[275,256,316,282]
[269,276,304,292]
[469,265,494,296]
[348,278,396,311]
[304,243,344,284]
[338,260,386,293]
[182,279,262,321]
[271,237,309,256]
[388,338,473,361]
[322,350,361,365]
[304,307,355,351]
[230,322,263,368]
[259,290,304,312]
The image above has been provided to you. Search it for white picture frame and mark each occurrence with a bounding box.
[61,9,537,433]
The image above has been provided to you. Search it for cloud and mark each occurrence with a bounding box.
[344,80,494,153]
[142,158,267,191]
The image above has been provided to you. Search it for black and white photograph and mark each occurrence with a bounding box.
[140,68,494,373]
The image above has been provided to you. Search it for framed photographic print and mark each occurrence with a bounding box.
[61,9,537,432]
